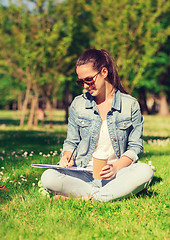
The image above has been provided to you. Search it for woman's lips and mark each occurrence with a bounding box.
[89,89,94,94]
[88,87,95,94]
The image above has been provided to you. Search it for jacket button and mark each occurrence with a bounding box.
[113,138,117,141]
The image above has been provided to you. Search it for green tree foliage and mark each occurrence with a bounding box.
[90,0,170,113]
[0,1,74,126]
[0,0,96,125]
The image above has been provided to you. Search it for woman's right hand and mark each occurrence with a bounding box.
[59,151,74,168]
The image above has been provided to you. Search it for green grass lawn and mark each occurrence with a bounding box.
[0,111,169,240]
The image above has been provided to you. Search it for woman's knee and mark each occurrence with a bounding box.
[41,169,58,188]
[135,162,153,183]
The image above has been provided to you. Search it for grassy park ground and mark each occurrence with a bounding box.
[0,110,169,240]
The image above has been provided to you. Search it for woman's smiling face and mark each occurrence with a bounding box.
[76,62,108,98]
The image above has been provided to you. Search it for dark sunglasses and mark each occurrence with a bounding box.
[76,70,101,87]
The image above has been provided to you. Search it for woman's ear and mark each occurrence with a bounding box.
[101,67,108,79]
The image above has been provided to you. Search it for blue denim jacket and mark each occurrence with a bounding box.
[62,89,143,167]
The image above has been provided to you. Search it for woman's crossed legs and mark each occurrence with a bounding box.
[41,163,153,202]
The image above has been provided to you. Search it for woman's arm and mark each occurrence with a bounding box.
[61,100,80,157]
[121,99,143,162]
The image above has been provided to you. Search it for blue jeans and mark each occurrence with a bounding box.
[41,163,153,202]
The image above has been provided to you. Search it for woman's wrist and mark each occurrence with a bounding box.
[112,156,133,172]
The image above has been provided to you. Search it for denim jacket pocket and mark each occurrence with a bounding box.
[116,120,132,141]
[75,118,92,139]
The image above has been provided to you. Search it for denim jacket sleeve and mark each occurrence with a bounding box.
[61,99,79,157]
[121,99,143,162]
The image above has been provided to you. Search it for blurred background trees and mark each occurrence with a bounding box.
[0,0,169,127]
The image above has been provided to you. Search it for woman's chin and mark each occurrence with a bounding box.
[88,89,97,96]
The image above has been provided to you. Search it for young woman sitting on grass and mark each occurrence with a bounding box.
[41,49,153,202]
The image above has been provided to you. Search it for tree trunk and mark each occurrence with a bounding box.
[18,95,22,111]
[20,82,31,127]
[46,99,52,111]
[138,87,150,114]
[46,99,53,128]
[53,97,57,109]
[27,94,37,129]
[159,93,169,116]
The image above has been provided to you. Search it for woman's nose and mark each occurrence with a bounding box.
[83,83,89,89]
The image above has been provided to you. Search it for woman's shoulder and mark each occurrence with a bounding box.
[119,91,140,110]
[70,92,92,110]
[120,92,138,103]
[72,92,92,104]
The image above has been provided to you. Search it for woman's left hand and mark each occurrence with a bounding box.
[100,164,117,180]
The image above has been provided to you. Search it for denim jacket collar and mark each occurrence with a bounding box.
[84,88,121,111]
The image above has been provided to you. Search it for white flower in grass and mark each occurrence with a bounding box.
[21,150,24,152]
[53,151,58,156]
[2,150,5,154]
[50,151,53,154]
[151,165,156,170]
[31,151,34,154]
[1,167,4,169]
[23,152,28,157]
[47,154,50,157]
[20,175,24,178]
[39,152,42,155]
[22,178,27,182]
[35,178,38,181]
[0,171,3,175]
[32,183,35,186]
[148,161,152,166]
[18,182,21,185]
[3,176,10,182]
[3,177,9,182]
[29,154,33,157]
